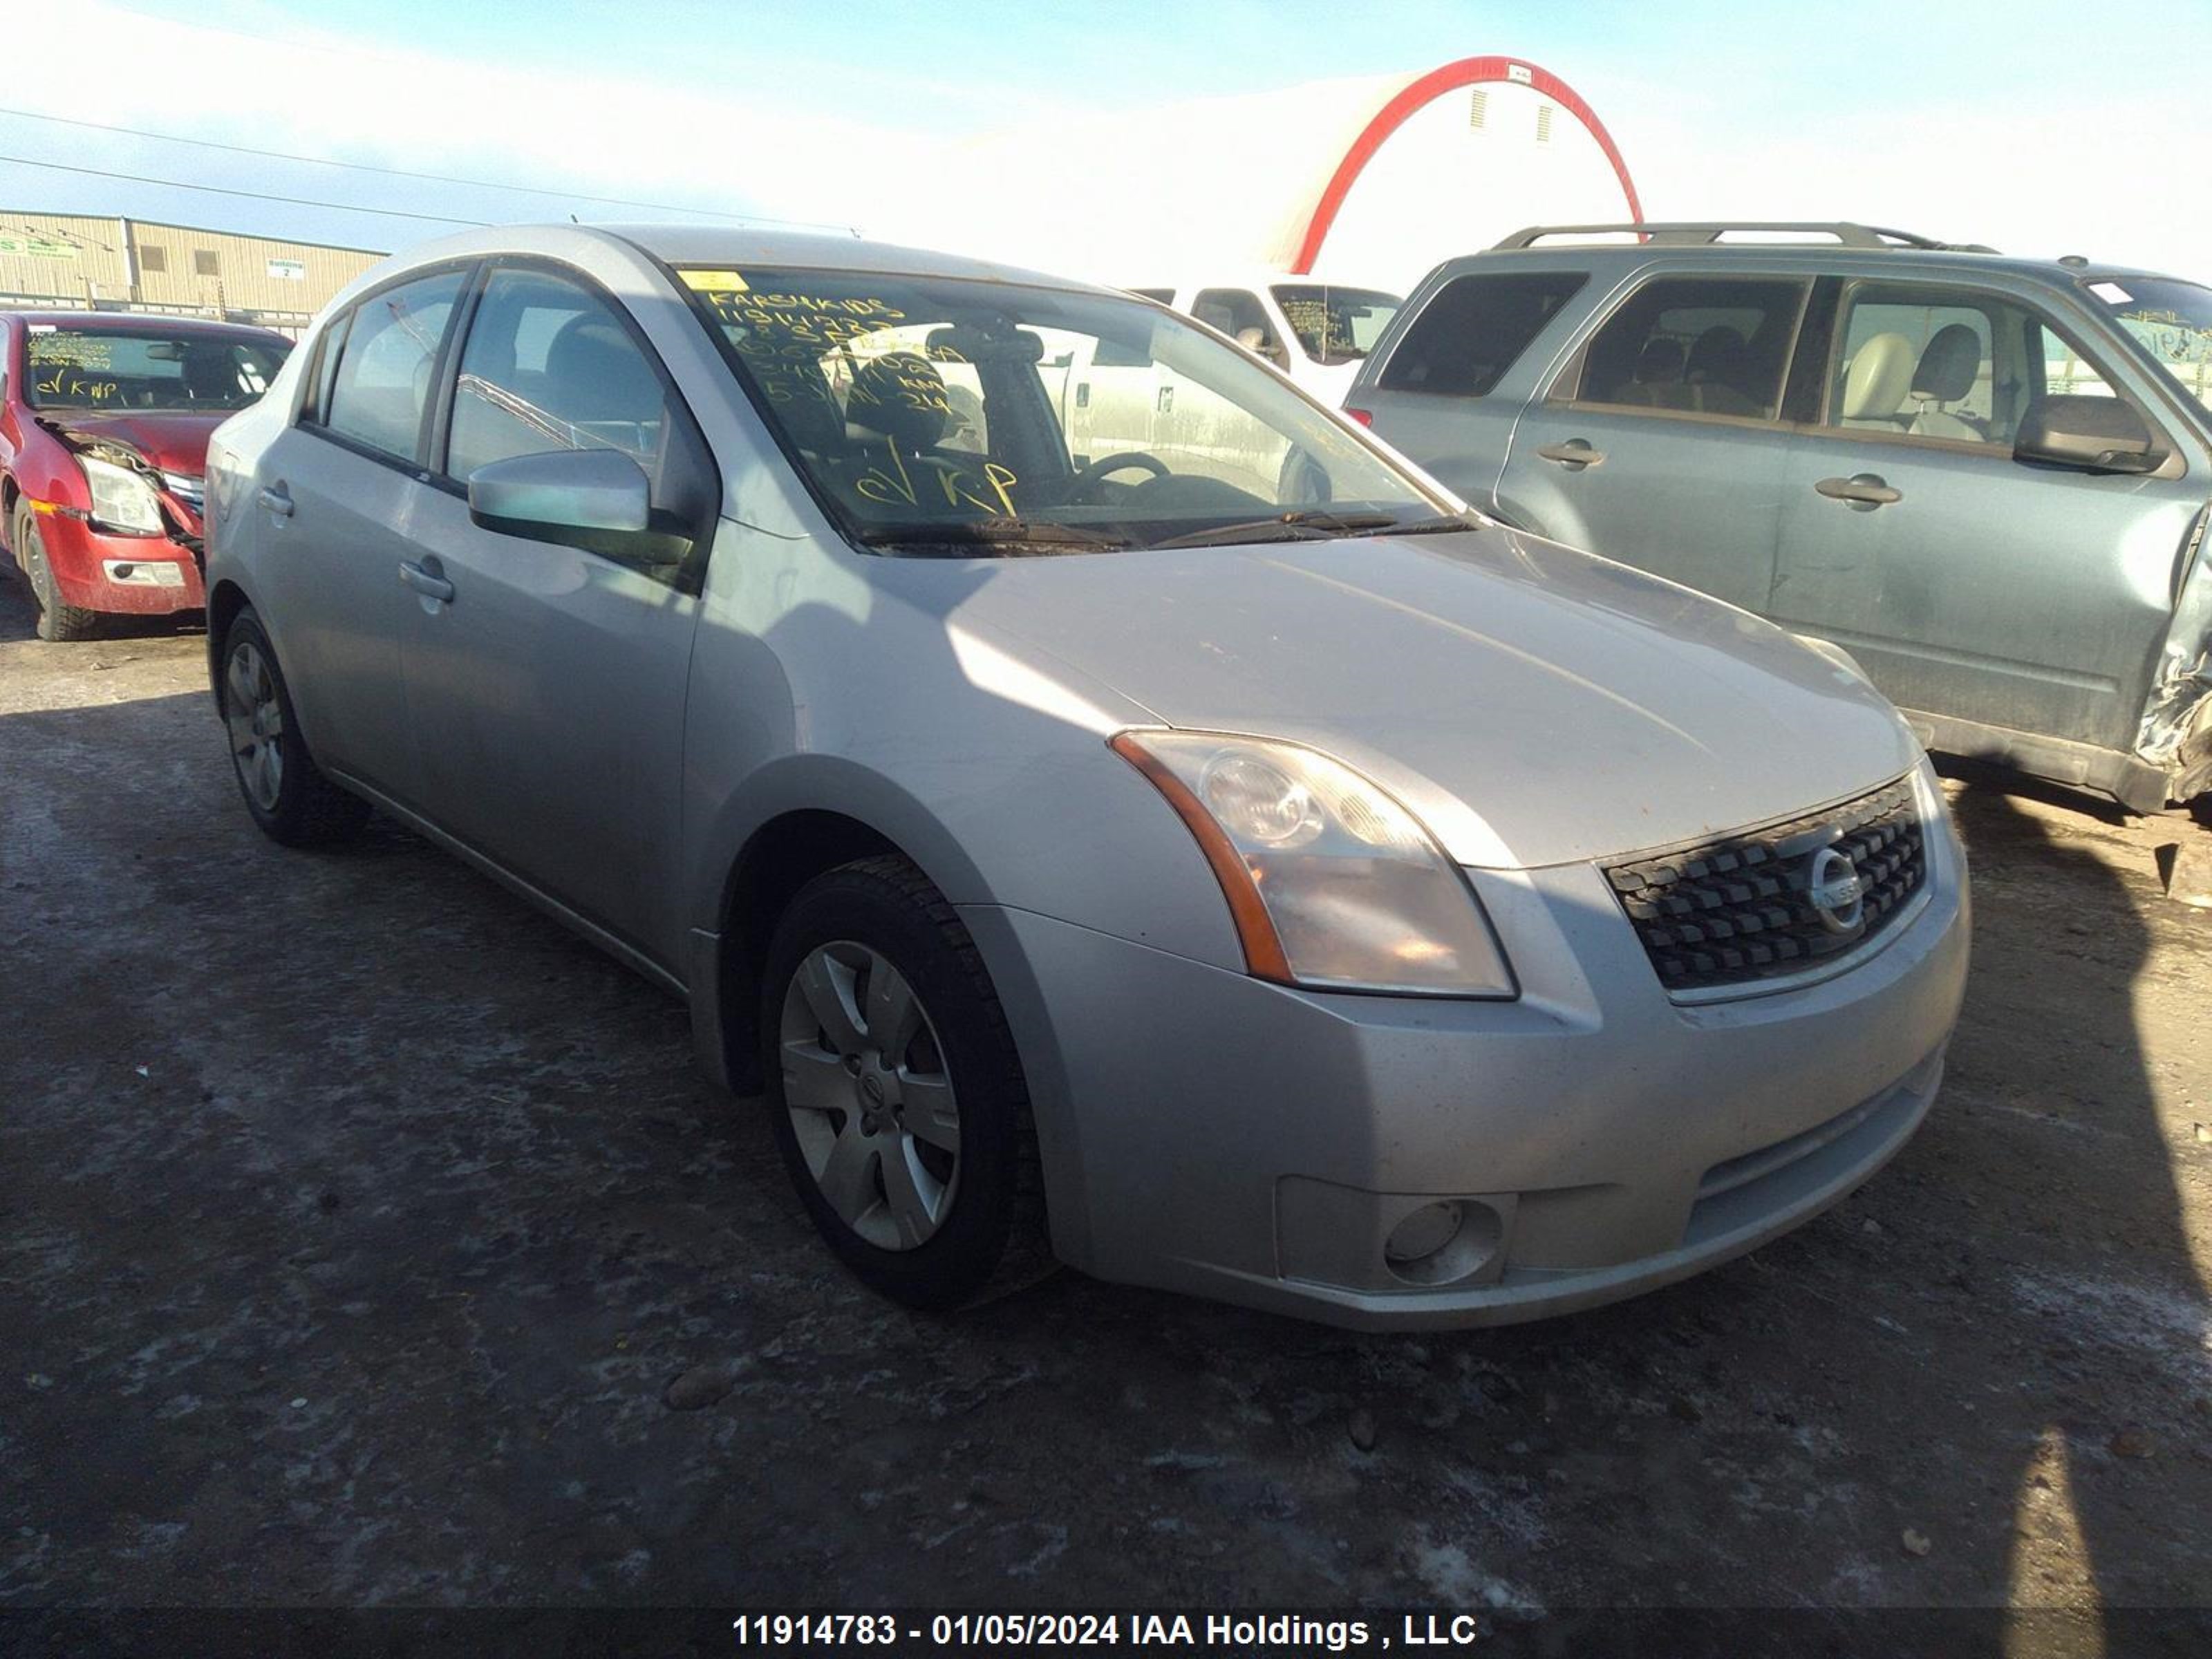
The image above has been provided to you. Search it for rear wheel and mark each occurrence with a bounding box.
[218,606,370,847]
[759,854,1048,1309]
[13,506,99,641]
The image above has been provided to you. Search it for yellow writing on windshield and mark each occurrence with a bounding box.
[854,442,1018,517]
[28,335,115,370]
[35,366,123,403]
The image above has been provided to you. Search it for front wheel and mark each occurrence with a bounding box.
[13,506,100,641]
[218,606,370,847]
[759,854,1047,1309]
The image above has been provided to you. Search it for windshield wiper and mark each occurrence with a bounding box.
[1148,509,1400,550]
[856,518,1134,555]
[1356,510,1488,537]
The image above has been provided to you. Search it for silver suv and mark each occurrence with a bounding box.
[1349,222,2212,814]
[204,226,1967,1329]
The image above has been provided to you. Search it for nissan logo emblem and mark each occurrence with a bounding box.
[1808,846,1866,935]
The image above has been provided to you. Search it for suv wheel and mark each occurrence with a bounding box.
[218,606,370,846]
[12,505,100,641]
[759,854,1048,1309]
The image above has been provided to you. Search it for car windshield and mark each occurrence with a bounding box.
[2081,276,2212,417]
[23,328,290,413]
[675,267,1439,555]
[1269,284,1402,366]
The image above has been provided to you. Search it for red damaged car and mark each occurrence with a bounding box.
[1,312,291,639]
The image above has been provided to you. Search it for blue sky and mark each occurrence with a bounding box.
[6,1,2207,272]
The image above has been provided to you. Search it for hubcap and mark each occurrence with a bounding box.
[779,941,960,1250]
[22,523,54,605]
[223,641,285,812]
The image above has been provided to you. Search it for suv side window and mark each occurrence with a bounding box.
[317,268,467,463]
[1821,281,2133,449]
[1377,271,1585,397]
[444,264,716,589]
[1566,275,1807,421]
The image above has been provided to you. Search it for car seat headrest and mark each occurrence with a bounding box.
[1842,332,1915,420]
[1911,324,1982,404]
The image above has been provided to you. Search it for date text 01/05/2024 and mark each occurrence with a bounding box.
[729,1612,1487,1649]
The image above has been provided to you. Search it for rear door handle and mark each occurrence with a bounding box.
[258,484,293,518]
[397,559,455,603]
[1814,474,1902,507]
[1536,440,1605,469]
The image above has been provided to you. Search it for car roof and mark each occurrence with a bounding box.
[1118,273,1402,295]
[371,223,1125,299]
[0,310,294,341]
[1448,243,2198,290]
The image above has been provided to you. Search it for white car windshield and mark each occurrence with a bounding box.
[2084,275,2212,418]
[675,267,1447,555]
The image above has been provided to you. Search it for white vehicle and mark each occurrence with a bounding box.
[1127,276,1402,404]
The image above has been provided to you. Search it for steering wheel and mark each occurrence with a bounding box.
[1067,451,1170,503]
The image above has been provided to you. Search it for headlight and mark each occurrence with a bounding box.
[79,456,163,535]
[1112,729,1515,997]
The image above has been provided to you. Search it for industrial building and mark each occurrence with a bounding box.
[0,211,383,335]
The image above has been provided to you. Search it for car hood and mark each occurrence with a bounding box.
[945,528,1922,870]
[38,410,221,476]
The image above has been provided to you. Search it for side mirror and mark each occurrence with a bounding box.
[467,449,657,554]
[2014,395,2164,474]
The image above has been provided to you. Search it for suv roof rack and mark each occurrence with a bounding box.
[1491,222,1999,254]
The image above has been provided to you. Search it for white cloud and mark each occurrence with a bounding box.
[14,1,935,236]
[1613,91,2212,279]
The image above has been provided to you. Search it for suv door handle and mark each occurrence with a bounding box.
[1814,474,1902,507]
[1536,440,1605,470]
[398,559,455,603]
[258,484,293,518]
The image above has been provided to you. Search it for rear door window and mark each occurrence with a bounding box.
[319,268,467,463]
[1192,288,1287,367]
[1375,271,1587,396]
[1566,275,1808,422]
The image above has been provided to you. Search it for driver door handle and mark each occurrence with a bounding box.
[258,484,293,518]
[1536,440,1605,469]
[398,559,455,603]
[1815,474,1902,507]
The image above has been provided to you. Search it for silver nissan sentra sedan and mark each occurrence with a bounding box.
[203,225,1969,1329]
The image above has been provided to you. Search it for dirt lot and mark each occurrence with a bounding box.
[3,581,2209,1647]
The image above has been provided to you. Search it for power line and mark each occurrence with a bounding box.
[0,153,487,227]
[0,106,852,233]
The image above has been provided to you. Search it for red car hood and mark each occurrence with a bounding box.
[40,409,222,476]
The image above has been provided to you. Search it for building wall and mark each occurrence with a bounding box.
[0,210,133,308]
[0,210,384,330]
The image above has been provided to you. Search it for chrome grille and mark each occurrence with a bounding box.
[1604,774,1927,995]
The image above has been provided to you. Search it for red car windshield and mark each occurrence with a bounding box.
[24,328,290,412]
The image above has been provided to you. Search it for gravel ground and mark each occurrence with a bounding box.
[2,580,2209,1647]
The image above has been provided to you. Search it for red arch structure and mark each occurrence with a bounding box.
[1288,57,1643,275]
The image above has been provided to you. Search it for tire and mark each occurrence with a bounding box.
[13,505,100,642]
[217,606,371,847]
[758,854,1049,1309]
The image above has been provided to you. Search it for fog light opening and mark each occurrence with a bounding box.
[1382,1199,1503,1287]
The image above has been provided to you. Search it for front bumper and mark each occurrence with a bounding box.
[966,771,1969,1330]
[33,509,205,616]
